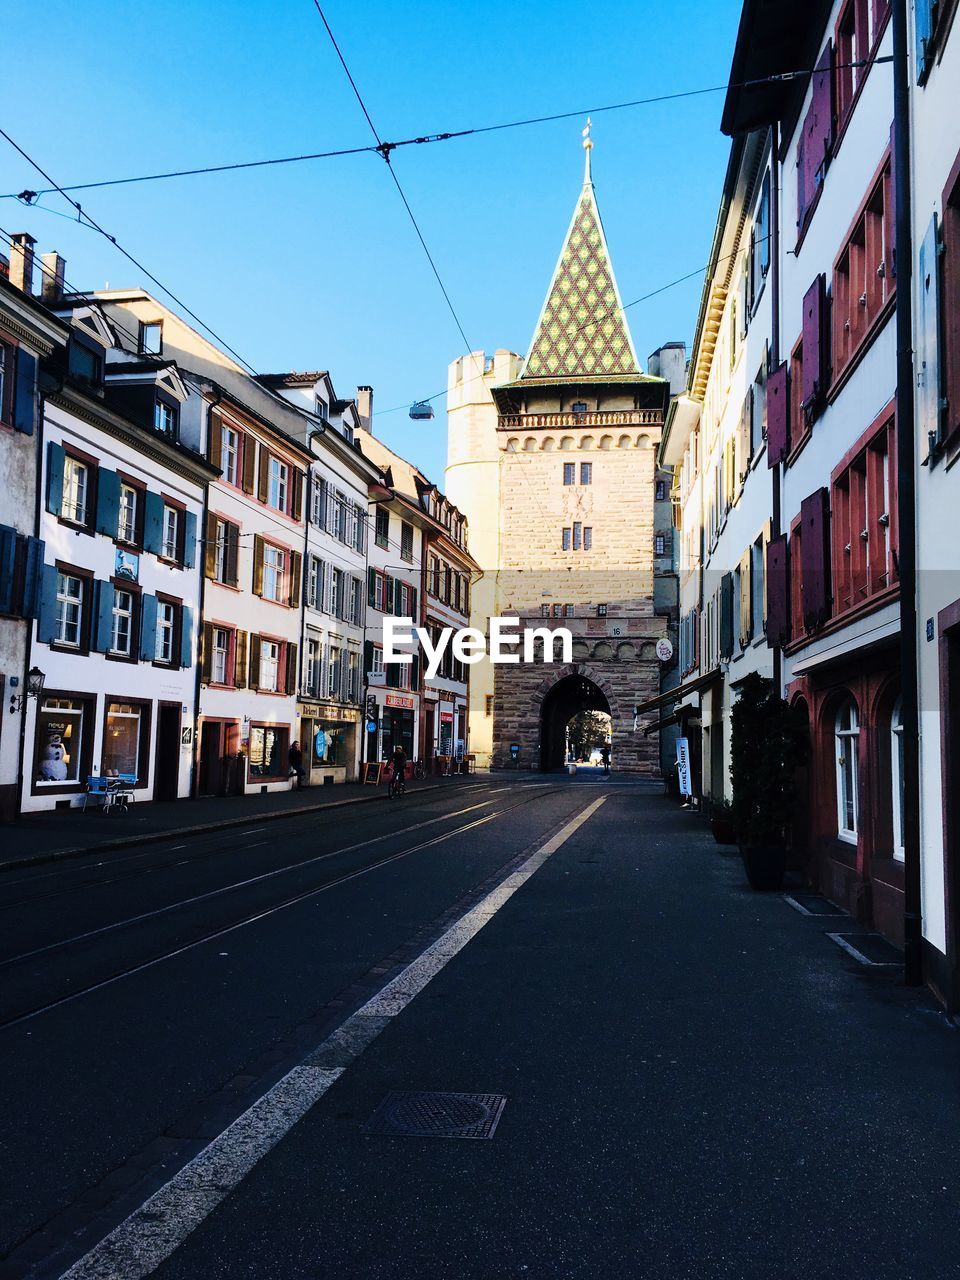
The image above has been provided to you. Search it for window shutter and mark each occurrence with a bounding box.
[234,630,248,688]
[291,469,304,522]
[249,634,262,690]
[285,642,299,696]
[916,0,936,82]
[367,565,376,607]
[409,585,418,620]
[252,534,264,595]
[95,581,115,652]
[357,506,367,553]
[364,639,374,676]
[45,443,66,517]
[766,362,790,466]
[739,551,751,647]
[208,412,222,470]
[21,536,44,620]
[139,593,158,661]
[37,563,59,643]
[738,392,751,482]
[95,470,121,537]
[765,535,790,647]
[796,135,808,232]
[800,487,831,630]
[801,274,828,417]
[226,522,240,587]
[180,605,193,669]
[719,573,734,660]
[204,511,218,579]
[411,652,420,692]
[14,348,37,435]
[241,434,256,494]
[918,213,943,445]
[143,492,164,555]
[318,477,328,527]
[340,648,349,700]
[799,41,834,231]
[183,511,198,570]
[384,575,394,615]
[0,526,15,615]
[257,448,269,504]
[201,621,214,682]
[289,550,302,608]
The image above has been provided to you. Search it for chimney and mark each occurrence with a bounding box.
[356,385,374,433]
[40,251,66,303]
[9,233,36,295]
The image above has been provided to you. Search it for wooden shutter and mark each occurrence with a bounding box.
[200,621,214,682]
[252,534,264,596]
[257,447,269,504]
[737,392,751,482]
[291,469,304,522]
[248,634,261,690]
[143,492,164,555]
[0,526,16,615]
[208,410,222,470]
[95,469,121,537]
[183,512,198,570]
[916,0,936,82]
[180,605,193,669]
[21,536,44,620]
[917,213,943,445]
[13,348,37,435]
[241,434,256,494]
[800,487,831,630]
[204,510,218,579]
[367,566,377,607]
[285,642,299,695]
[801,274,828,417]
[765,535,790,647]
[289,550,302,608]
[799,40,834,231]
[45,443,65,516]
[719,572,734,660]
[766,362,790,466]
[225,522,240,587]
[94,581,114,652]
[37,563,59,643]
[234,630,248,688]
[139,594,158,661]
[738,551,751,647]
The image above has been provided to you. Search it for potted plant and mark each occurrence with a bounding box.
[730,673,808,891]
[708,797,737,845]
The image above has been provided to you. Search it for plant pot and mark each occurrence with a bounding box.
[710,818,737,845]
[740,843,786,891]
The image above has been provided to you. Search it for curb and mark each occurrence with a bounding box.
[0,778,484,874]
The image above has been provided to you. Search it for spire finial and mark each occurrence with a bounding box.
[582,117,593,184]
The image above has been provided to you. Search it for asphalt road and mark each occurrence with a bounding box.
[5,777,960,1279]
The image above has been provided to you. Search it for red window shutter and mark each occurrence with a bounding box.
[800,487,832,630]
[766,362,790,466]
[804,42,835,213]
[801,275,828,416]
[765,534,790,647]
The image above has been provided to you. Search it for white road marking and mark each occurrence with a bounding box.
[826,933,901,967]
[58,795,606,1279]
[783,894,844,917]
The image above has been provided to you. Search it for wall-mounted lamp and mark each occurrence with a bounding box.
[10,666,46,714]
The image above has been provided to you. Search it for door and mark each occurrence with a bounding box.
[198,721,223,797]
[425,707,435,764]
[154,704,182,801]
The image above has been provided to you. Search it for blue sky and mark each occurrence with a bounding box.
[1,0,740,483]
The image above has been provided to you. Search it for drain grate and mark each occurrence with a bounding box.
[362,1091,507,1139]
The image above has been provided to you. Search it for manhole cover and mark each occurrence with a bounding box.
[363,1091,507,1139]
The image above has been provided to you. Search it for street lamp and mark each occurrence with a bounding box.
[9,666,46,714]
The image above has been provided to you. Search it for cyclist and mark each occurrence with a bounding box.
[390,744,407,797]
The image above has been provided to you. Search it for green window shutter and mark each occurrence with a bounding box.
[21,537,44,620]
[13,348,37,435]
[0,526,16,614]
[45,442,65,516]
[139,594,158,661]
[94,581,115,652]
[96,469,121,536]
[37,564,60,643]
[180,605,194,668]
[367,565,376,607]
[183,511,198,569]
[143,492,164,555]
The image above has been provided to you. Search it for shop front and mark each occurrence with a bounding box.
[27,691,154,809]
[378,692,417,763]
[298,702,360,784]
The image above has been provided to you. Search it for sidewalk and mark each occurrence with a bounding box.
[0,775,485,873]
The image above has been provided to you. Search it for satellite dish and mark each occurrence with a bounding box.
[409,401,435,420]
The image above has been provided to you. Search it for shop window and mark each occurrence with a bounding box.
[103,701,144,777]
[891,696,905,862]
[35,696,89,786]
[249,724,288,778]
[835,697,860,843]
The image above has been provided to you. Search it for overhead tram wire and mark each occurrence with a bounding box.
[0,57,892,203]
[0,125,259,376]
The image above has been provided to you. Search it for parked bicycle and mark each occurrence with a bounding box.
[413,759,426,781]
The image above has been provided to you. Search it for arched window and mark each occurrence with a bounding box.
[835,697,860,843]
[891,697,905,862]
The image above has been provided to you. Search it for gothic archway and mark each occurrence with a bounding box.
[539,673,611,771]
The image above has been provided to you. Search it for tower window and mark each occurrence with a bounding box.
[572,401,588,415]
[563,462,575,485]
[597,603,607,617]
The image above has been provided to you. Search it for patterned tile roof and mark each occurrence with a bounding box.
[522,174,640,381]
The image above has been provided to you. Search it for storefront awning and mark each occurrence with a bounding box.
[634,667,721,717]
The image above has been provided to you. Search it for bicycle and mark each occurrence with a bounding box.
[389,764,406,798]
[413,759,426,781]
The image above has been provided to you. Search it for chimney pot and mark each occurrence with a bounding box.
[9,232,36,295]
[40,251,66,303]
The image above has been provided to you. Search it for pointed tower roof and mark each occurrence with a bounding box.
[521,124,643,382]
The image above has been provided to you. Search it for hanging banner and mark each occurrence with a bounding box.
[676,737,692,797]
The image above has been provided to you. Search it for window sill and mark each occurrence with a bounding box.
[828,293,896,407]
[47,641,89,656]
[783,582,899,655]
[105,652,138,664]
[58,517,93,536]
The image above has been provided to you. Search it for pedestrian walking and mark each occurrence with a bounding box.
[600,744,610,776]
[289,741,306,789]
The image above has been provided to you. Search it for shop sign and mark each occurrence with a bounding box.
[115,548,139,582]
[385,694,415,710]
[440,712,454,723]
[676,737,692,797]
[368,671,387,687]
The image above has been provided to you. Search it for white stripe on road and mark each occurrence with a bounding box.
[58,795,606,1279]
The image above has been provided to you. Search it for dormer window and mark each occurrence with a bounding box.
[139,321,162,356]
[68,338,102,389]
[154,400,178,437]
[316,397,328,422]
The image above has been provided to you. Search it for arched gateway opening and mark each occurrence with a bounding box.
[540,674,611,771]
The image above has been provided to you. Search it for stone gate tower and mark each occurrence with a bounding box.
[445,131,670,774]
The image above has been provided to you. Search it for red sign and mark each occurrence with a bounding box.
[440,712,454,723]
[384,694,415,710]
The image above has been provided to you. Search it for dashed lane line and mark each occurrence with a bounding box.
[55,796,607,1280]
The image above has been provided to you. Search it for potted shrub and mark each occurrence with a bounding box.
[709,797,737,845]
[730,673,808,891]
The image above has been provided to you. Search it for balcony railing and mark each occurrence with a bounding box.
[497,409,662,431]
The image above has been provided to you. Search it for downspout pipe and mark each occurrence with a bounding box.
[192,391,221,797]
[892,0,923,985]
[769,122,783,696]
